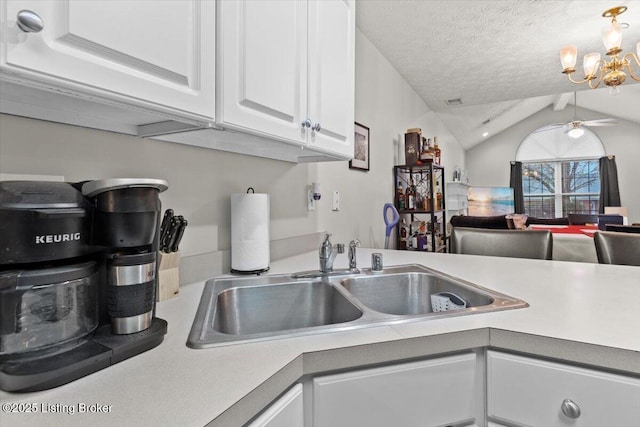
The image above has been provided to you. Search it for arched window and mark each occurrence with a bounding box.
[516,126,605,218]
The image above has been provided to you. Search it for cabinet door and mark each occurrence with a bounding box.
[487,351,640,426]
[247,384,303,427]
[217,0,307,145]
[313,353,477,427]
[307,0,355,158]
[1,0,215,121]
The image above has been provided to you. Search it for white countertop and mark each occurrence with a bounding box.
[2,249,639,426]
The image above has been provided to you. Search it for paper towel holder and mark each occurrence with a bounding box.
[230,188,270,276]
[231,266,270,275]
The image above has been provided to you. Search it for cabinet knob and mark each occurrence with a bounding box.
[560,399,581,419]
[301,118,311,128]
[16,10,44,33]
[311,122,321,132]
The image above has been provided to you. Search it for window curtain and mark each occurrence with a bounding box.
[599,155,621,213]
[509,161,525,214]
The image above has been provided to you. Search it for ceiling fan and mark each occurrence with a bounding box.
[535,92,619,138]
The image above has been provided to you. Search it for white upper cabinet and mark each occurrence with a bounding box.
[307,0,354,157]
[216,0,307,143]
[216,0,355,159]
[1,0,353,162]
[1,0,215,122]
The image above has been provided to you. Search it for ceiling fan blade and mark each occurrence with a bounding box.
[583,118,620,127]
[585,122,619,127]
[533,123,566,133]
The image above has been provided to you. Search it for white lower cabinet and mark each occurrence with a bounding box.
[246,384,304,427]
[487,350,640,427]
[312,353,478,427]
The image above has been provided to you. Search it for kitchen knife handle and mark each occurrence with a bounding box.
[171,219,188,252]
[160,210,175,251]
[160,209,173,236]
[164,216,182,253]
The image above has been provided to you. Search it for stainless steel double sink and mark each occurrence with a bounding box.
[188,264,528,348]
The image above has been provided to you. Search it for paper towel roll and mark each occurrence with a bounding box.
[231,192,270,273]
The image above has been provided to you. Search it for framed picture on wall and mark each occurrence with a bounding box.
[350,122,370,171]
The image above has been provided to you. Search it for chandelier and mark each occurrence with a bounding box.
[560,6,640,94]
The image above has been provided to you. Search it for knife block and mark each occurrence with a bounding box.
[157,251,181,301]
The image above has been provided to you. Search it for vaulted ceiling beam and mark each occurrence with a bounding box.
[553,92,573,111]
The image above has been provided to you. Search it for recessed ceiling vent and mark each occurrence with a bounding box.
[446,98,463,105]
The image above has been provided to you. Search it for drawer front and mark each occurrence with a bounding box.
[313,352,477,427]
[487,351,640,426]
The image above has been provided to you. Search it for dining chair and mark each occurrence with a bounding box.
[604,224,640,234]
[593,231,640,266]
[597,214,624,230]
[450,227,553,260]
[568,213,599,225]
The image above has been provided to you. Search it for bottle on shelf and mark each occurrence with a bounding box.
[424,191,432,211]
[426,138,435,161]
[433,136,441,165]
[405,177,415,210]
[414,182,423,211]
[399,218,408,249]
[418,221,426,235]
[396,181,405,210]
[419,137,433,163]
[417,222,428,251]
[435,181,443,211]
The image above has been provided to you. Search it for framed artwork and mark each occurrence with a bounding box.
[350,122,370,171]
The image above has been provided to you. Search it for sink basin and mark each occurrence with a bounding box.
[341,272,493,315]
[188,275,366,347]
[188,264,528,348]
[213,281,362,335]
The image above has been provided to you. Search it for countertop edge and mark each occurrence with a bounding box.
[488,328,640,374]
[209,327,640,426]
[208,354,304,427]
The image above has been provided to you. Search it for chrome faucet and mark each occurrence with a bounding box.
[319,234,344,273]
[291,234,358,279]
[348,239,360,271]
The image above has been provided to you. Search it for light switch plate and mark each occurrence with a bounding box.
[332,191,340,211]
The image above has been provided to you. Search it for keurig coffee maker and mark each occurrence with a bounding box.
[81,178,166,335]
[0,178,168,392]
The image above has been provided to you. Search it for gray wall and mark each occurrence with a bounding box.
[466,105,640,223]
[0,29,465,274]
[317,31,465,248]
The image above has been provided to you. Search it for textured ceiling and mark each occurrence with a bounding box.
[356,0,640,149]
